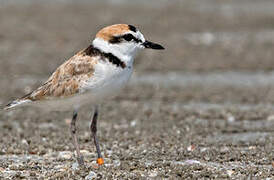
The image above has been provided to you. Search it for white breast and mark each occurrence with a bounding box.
[81,60,133,99]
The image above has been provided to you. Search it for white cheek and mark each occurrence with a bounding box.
[114,43,137,54]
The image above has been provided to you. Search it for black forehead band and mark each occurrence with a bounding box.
[128,25,137,32]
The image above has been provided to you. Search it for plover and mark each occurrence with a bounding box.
[3,24,164,166]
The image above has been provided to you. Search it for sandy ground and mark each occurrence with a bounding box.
[0,0,274,179]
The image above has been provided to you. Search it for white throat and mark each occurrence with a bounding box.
[92,38,139,66]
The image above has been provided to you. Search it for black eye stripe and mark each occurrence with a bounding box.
[122,34,142,43]
[109,34,142,44]
[122,34,135,41]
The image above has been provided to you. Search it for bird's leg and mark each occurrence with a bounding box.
[70,110,84,166]
[90,106,104,165]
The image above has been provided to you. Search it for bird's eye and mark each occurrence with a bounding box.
[123,34,135,41]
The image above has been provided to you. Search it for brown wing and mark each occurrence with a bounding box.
[25,49,98,101]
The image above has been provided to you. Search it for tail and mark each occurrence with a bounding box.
[3,99,31,110]
[3,93,33,110]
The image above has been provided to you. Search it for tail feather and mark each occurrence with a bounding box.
[3,98,31,110]
[3,91,34,110]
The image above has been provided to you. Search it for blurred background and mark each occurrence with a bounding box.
[0,0,274,179]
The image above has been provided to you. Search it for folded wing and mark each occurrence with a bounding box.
[4,48,99,110]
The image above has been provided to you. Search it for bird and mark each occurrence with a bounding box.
[3,24,164,167]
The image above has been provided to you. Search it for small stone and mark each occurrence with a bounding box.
[106,150,113,156]
[187,145,195,152]
[58,151,72,160]
[113,160,121,167]
[185,160,200,165]
[220,146,230,153]
[85,171,97,180]
[130,120,137,127]
[55,165,67,172]
[227,170,234,177]
[65,118,71,124]
[21,139,28,146]
[227,115,235,123]
[204,156,210,161]
[30,171,36,176]
[72,162,79,170]
[200,147,207,152]
[145,161,152,168]
[80,150,92,156]
[148,171,158,177]
[43,152,53,159]
[91,161,100,169]
[267,115,274,121]
[248,146,256,150]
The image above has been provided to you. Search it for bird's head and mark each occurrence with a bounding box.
[92,24,164,62]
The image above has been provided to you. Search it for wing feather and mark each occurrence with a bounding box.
[29,50,98,101]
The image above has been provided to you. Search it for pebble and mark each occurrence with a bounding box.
[172,160,200,166]
[58,151,72,160]
[220,146,230,153]
[21,139,28,146]
[148,171,158,177]
[71,162,79,170]
[130,120,137,127]
[187,145,195,152]
[113,160,121,167]
[145,161,152,168]
[200,147,207,152]
[55,165,66,172]
[227,115,235,123]
[267,115,274,121]
[185,160,201,165]
[106,150,113,156]
[80,150,93,156]
[248,146,256,150]
[85,171,97,180]
[65,118,71,124]
[227,170,234,177]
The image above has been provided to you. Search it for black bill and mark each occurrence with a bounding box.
[142,40,165,50]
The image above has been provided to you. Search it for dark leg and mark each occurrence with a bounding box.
[90,106,104,165]
[70,110,84,166]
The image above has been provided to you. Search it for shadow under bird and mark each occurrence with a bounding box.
[3,24,164,166]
